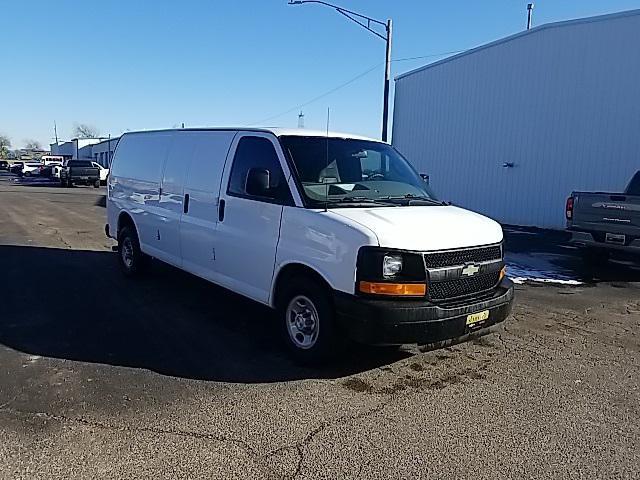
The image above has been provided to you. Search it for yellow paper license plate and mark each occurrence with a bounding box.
[466,310,489,325]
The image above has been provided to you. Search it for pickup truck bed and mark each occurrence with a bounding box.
[567,171,640,256]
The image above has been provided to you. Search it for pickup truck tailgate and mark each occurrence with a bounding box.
[70,166,98,177]
[572,192,640,233]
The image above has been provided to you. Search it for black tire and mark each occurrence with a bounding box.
[93,179,100,188]
[67,180,73,187]
[117,225,147,277]
[278,275,345,365]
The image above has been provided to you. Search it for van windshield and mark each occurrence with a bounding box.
[280,136,439,208]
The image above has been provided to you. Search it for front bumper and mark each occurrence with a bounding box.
[335,278,514,345]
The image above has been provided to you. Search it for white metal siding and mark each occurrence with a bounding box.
[392,10,640,229]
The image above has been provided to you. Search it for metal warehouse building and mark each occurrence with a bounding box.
[392,9,640,229]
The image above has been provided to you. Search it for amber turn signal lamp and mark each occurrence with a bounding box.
[359,281,426,296]
[499,266,507,281]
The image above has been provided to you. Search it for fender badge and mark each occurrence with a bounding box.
[462,264,480,277]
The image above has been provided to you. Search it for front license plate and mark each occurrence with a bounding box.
[80,176,88,180]
[466,309,489,326]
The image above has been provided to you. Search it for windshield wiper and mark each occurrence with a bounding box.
[328,196,397,206]
[379,194,444,205]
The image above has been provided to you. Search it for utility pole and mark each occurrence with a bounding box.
[289,1,392,142]
[54,121,59,143]
[298,110,305,129]
[527,3,534,30]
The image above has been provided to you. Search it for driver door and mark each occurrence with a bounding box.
[212,133,296,304]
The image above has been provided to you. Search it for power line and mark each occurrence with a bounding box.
[246,49,467,126]
[393,49,466,62]
[246,63,382,126]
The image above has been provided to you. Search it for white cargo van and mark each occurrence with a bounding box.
[106,128,514,363]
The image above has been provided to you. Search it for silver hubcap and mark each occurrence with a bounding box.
[121,237,134,268]
[286,295,319,350]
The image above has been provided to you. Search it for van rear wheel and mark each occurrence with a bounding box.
[117,225,147,277]
[279,276,344,365]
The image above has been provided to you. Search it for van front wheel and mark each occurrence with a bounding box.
[279,277,344,365]
[117,226,147,277]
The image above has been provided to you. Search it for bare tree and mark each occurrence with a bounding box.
[0,134,10,158]
[74,123,100,139]
[24,139,42,150]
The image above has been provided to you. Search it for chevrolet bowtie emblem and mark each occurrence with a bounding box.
[461,264,480,277]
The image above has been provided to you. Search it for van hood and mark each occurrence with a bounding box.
[330,205,503,251]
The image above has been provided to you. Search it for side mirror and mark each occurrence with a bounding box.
[420,173,430,185]
[245,168,271,197]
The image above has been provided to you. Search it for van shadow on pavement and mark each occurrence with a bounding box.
[0,245,410,383]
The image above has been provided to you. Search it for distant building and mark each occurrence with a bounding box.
[16,148,48,161]
[50,138,104,160]
[90,137,120,168]
[49,136,120,167]
[392,9,640,229]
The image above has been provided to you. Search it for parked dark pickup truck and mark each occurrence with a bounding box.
[60,160,100,188]
[566,170,640,260]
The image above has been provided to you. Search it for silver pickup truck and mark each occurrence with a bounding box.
[566,171,640,260]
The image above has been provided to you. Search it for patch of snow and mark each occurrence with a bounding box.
[510,276,582,286]
[506,252,582,286]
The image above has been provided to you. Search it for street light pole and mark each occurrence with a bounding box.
[382,19,392,142]
[288,0,392,142]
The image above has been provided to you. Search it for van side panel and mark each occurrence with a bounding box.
[158,133,198,265]
[271,208,379,305]
[108,131,173,258]
[179,131,236,281]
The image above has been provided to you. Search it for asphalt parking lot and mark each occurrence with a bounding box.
[1,173,639,479]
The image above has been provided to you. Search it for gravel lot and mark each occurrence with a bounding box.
[1,174,639,479]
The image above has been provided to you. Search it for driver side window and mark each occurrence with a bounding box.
[227,136,294,205]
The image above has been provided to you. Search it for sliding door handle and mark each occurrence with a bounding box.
[183,193,190,214]
[218,199,226,222]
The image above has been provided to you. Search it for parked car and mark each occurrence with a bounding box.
[106,128,514,364]
[39,162,62,178]
[21,162,43,177]
[42,155,65,166]
[60,160,100,187]
[567,170,640,260]
[92,162,109,184]
[51,164,63,179]
[0,160,9,171]
[9,162,24,174]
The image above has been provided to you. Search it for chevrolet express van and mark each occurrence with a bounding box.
[106,128,514,363]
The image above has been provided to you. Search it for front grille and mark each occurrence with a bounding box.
[424,245,502,269]
[429,271,501,301]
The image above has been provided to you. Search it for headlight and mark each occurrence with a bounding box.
[356,247,427,297]
[382,255,403,278]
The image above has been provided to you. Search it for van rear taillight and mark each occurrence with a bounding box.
[565,197,574,220]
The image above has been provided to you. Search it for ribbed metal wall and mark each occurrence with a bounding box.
[392,10,640,229]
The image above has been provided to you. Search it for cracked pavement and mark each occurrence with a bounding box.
[1,177,639,479]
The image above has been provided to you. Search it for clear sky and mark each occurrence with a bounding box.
[2,0,639,149]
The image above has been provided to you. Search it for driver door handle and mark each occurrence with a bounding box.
[218,199,226,222]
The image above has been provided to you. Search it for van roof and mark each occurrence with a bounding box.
[121,127,382,143]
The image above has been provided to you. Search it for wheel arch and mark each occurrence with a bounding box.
[117,211,139,240]
[270,262,335,309]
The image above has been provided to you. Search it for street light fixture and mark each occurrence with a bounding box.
[288,0,393,142]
